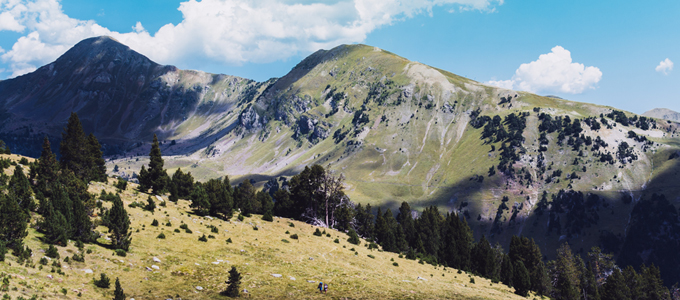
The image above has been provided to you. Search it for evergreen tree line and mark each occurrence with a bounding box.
[137,134,677,298]
[0,112,131,258]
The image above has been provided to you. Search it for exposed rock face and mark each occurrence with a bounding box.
[298,115,316,135]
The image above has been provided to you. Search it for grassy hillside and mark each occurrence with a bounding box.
[1,154,529,300]
[106,43,680,261]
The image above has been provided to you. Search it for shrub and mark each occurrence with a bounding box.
[313,228,322,236]
[166,222,172,227]
[469,277,475,284]
[198,234,208,242]
[334,239,339,244]
[368,243,378,250]
[45,245,59,259]
[347,229,360,245]
[285,230,290,234]
[151,219,159,226]
[114,177,127,190]
[367,254,375,259]
[262,211,273,222]
[211,226,219,233]
[237,214,244,221]
[174,229,180,233]
[393,262,399,267]
[208,235,215,239]
[290,234,299,240]
[19,157,29,165]
[64,256,70,263]
[94,273,111,288]
[157,233,166,239]
[72,252,85,262]
[326,233,331,237]
[288,222,295,227]
[226,238,233,243]
[281,239,290,243]
[185,228,193,234]
[179,224,188,229]
[115,249,126,257]
[252,226,258,231]
[39,257,48,265]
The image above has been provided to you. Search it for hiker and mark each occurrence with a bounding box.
[323,283,328,294]
[318,282,323,293]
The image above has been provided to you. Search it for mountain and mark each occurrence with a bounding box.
[643,108,680,122]
[0,36,268,156]
[2,37,680,280]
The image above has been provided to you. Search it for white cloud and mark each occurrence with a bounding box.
[655,58,673,75]
[0,0,502,77]
[486,46,602,94]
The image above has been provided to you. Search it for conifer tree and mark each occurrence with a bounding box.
[500,254,514,287]
[204,178,233,217]
[415,206,442,257]
[113,277,126,300]
[138,166,150,192]
[143,134,169,194]
[108,195,131,251]
[552,243,581,300]
[273,189,294,218]
[9,166,34,212]
[235,180,255,215]
[170,168,194,198]
[189,184,210,216]
[397,202,416,247]
[86,133,107,182]
[71,187,93,242]
[144,195,156,213]
[39,200,69,245]
[0,193,28,249]
[221,266,242,297]
[513,260,531,297]
[60,112,88,179]
[257,190,273,216]
[471,235,495,279]
[601,269,630,300]
[36,137,59,198]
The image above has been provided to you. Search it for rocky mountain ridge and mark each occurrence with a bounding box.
[2,37,680,272]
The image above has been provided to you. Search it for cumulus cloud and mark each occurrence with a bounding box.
[0,0,502,78]
[486,46,602,94]
[655,58,673,75]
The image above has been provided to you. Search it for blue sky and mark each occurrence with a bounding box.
[0,0,677,114]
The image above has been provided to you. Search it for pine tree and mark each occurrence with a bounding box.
[108,195,131,251]
[189,184,210,216]
[145,134,169,194]
[9,166,34,212]
[552,243,581,300]
[601,269,631,300]
[144,195,156,213]
[0,193,28,249]
[397,201,416,247]
[471,235,495,279]
[86,133,107,182]
[60,112,88,180]
[113,277,126,300]
[138,166,150,192]
[204,178,232,217]
[347,228,360,245]
[70,188,93,242]
[273,189,294,218]
[257,190,273,216]
[36,137,59,199]
[415,206,442,257]
[39,200,69,245]
[221,266,242,297]
[640,264,670,300]
[513,260,531,297]
[235,180,255,215]
[170,168,194,198]
[500,254,514,287]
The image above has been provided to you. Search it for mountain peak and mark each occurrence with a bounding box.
[643,108,680,122]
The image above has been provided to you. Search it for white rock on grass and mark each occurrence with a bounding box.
[83,269,93,274]
[195,286,203,291]
[272,274,282,278]
[212,262,220,265]
[153,257,161,263]
[417,276,427,281]
[289,277,296,281]
[152,265,160,270]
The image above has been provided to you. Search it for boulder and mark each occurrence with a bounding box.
[272,274,283,278]
[152,265,160,270]
[153,257,161,263]
[195,286,203,291]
